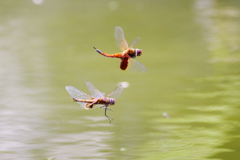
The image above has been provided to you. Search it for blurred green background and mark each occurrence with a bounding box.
[1,0,240,160]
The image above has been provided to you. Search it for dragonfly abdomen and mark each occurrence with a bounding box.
[93,47,122,58]
[73,98,115,105]
[73,98,94,103]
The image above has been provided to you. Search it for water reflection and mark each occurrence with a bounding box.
[193,0,240,159]
[49,128,113,159]
[0,10,51,159]
[195,0,240,62]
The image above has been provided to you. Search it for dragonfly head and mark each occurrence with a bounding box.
[135,49,142,57]
[109,98,115,105]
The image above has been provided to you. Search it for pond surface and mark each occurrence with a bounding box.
[1,0,240,160]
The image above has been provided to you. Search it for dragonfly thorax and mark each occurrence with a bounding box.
[126,48,142,58]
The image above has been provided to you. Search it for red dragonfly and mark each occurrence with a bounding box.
[65,81,124,123]
[93,26,147,71]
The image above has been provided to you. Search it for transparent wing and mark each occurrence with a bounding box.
[86,81,104,99]
[114,26,129,51]
[130,37,141,48]
[106,84,124,99]
[126,58,147,72]
[65,86,93,109]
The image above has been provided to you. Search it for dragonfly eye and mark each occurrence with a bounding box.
[135,49,142,56]
[109,98,115,105]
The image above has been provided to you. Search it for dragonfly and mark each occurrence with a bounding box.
[93,26,147,72]
[65,81,124,123]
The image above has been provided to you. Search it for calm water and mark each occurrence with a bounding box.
[1,0,240,160]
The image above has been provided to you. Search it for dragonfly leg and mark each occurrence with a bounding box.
[104,106,114,123]
[107,108,113,112]
[100,106,113,112]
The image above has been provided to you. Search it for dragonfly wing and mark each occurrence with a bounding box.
[114,26,129,51]
[130,37,141,48]
[65,86,92,109]
[86,81,104,99]
[106,84,124,99]
[126,58,147,72]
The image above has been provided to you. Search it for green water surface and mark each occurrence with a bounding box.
[1,0,240,160]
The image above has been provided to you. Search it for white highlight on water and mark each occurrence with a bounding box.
[32,0,43,5]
